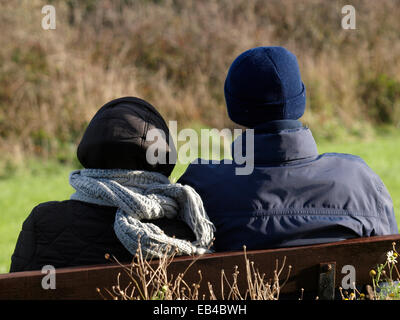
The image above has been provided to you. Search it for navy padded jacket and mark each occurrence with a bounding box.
[178,123,398,252]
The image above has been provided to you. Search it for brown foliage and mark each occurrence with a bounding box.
[1,0,400,161]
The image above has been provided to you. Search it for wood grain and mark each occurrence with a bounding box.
[1,235,399,300]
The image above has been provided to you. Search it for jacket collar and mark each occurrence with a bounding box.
[232,120,319,164]
[254,119,303,133]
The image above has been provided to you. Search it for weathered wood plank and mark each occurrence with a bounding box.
[1,235,399,300]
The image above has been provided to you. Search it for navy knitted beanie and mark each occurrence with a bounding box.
[224,46,306,127]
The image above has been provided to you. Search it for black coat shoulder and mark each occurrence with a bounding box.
[10,200,133,272]
[10,199,196,272]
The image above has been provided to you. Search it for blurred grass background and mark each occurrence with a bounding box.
[1,0,400,272]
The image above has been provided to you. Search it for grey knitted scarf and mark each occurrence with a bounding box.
[69,169,215,258]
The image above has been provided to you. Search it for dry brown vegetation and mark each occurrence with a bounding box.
[1,0,400,163]
[100,241,400,301]
[98,243,292,300]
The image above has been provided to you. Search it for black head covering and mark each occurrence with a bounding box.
[77,97,175,177]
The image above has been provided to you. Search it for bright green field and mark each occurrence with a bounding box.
[1,132,400,274]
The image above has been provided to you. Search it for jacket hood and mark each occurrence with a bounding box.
[77,96,176,177]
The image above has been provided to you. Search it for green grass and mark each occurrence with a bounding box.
[0,162,75,274]
[1,131,400,274]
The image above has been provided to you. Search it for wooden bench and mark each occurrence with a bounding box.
[1,235,400,300]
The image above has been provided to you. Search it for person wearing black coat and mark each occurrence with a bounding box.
[10,97,195,272]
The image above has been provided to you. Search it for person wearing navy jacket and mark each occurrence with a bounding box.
[178,46,398,252]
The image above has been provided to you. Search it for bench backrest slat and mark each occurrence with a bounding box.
[1,235,399,299]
